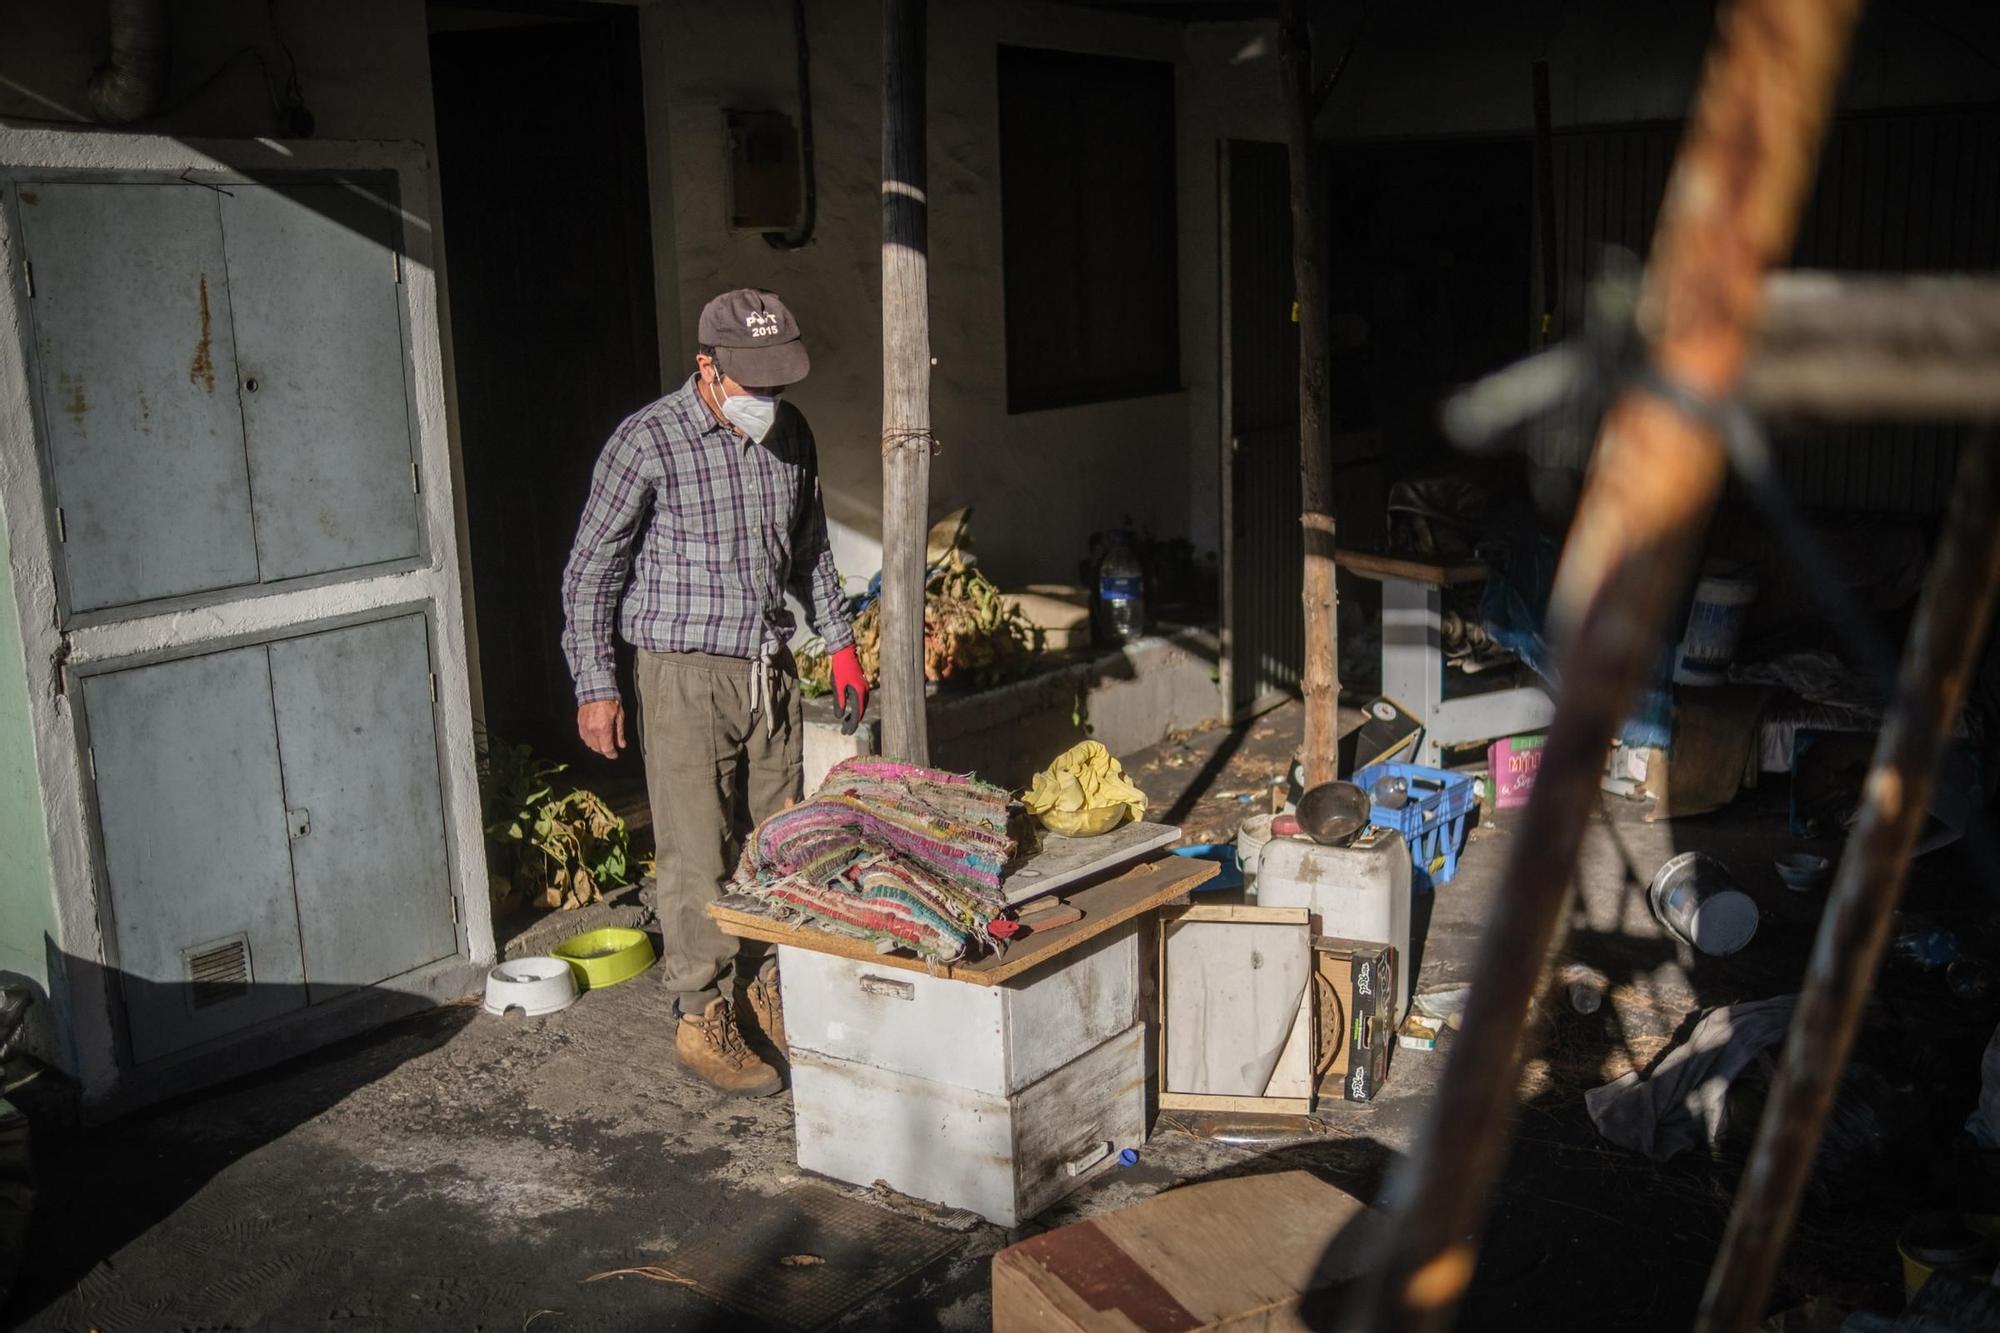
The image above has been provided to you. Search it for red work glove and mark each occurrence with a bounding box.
[831,645,869,736]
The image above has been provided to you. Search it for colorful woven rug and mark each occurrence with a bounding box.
[731,758,1015,961]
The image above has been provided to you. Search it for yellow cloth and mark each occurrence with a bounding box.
[1024,740,1147,837]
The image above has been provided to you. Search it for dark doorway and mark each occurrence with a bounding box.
[1324,137,1534,478]
[1223,139,1303,717]
[1224,136,1532,716]
[430,7,660,776]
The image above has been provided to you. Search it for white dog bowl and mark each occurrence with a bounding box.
[483,956,579,1017]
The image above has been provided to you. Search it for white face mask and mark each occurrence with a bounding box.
[722,391,778,443]
[711,370,779,443]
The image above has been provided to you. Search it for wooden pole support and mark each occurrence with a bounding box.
[1277,0,1339,786]
[879,0,930,764]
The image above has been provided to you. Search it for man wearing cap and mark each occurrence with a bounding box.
[561,289,868,1097]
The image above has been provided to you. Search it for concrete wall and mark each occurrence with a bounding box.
[0,509,58,1009]
[654,0,1273,594]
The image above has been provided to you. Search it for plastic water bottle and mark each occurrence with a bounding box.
[1097,537,1145,645]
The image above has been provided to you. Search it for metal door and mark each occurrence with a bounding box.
[84,647,307,1063]
[269,614,455,998]
[1224,141,1304,715]
[17,182,260,613]
[222,178,423,582]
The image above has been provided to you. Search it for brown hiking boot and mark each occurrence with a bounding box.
[675,998,783,1097]
[745,972,786,1055]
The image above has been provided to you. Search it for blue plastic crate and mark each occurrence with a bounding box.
[1351,762,1477,890]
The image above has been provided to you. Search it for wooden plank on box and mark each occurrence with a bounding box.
[707,856,1216,986]
[1000,821,1183,905]
[991,1170,1381,1331]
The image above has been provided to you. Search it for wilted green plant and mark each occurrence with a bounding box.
[476,731,632,911]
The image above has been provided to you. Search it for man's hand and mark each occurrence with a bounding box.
[830,646,869,736]
[577,699,627,759]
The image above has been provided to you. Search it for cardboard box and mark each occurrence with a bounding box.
[1315,937,1394,1102]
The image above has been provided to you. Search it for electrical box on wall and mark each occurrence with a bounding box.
[724,109,801,233]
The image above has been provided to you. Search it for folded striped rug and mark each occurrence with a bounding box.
[731,757,1015,961]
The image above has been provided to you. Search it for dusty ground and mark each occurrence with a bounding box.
[9,699,1997,1330]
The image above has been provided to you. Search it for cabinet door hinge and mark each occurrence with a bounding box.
[450,894,460,924]
[410,461,421,494]
[53,507,65,542]
[22,261,33,299]
[394,250,403,285]
[428,672,438,703]
[86,747,97,781]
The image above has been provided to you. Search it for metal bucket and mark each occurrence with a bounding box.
[1648,852,1759,956]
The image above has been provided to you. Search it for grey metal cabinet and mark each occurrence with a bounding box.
[16,174,422,616]
[223,181,422,584]
[16,183,261,611]
[269,616,456,1000]
[84,614,456,1064]
[84,644,307,1063]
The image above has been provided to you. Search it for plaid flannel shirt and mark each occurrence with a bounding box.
[561,376,854,705]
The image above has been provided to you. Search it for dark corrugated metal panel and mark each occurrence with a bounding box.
[1534,105,2000,513]
[1228,140,1305,708]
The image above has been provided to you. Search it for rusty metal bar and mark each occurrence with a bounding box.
[1697,443,2000,1330]
[1349,2,1862,1329]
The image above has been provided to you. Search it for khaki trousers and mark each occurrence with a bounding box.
[635,648,802,1013]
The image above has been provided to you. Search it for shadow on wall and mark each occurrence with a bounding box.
[0,951,471,1327]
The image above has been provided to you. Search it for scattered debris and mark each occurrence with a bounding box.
[582,1265,698,1289]
[1585,995,1796,1161]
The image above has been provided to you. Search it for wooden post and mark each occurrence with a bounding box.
[1278,0,1339,785]
[879,0,930,764]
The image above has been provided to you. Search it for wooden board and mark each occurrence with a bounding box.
[708,856,1216,986]
[991,1170,1381,1332]
[1334,547,1486,587]
[1158,904,1314,1106]
[1001,821,1183,906]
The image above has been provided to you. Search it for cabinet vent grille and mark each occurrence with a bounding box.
[184,936,251,1009]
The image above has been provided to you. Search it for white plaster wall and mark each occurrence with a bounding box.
[656,0,1217,593]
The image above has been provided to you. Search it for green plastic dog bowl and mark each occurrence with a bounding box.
[552,927,655,990]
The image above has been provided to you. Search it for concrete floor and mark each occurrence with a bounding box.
[9,700,1992,1330]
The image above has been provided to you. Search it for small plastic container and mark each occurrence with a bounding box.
[483,956,579,1017]
[1350,762,1477,889]
[553,927,656,990]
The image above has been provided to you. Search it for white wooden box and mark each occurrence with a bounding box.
[790,1022,1145,1226]
[776,921,1141,1096]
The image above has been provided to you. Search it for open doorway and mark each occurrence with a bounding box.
[429,4,660,778]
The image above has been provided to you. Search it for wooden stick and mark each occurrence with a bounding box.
[879,0,930,764]
[1278,0,1340,786]
[1350,2,1862,1328]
